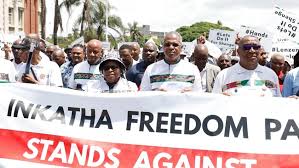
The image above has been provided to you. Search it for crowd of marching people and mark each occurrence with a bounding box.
[1,31,299,98]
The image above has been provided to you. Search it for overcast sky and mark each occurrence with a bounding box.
[45,0,299,37]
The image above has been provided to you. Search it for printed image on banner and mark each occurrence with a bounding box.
[208,29,236,52]
[238,26,273,53]
[273,6,299,42]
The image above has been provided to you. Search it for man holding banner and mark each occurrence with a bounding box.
[212,35,281,96]
[14,34,62,86]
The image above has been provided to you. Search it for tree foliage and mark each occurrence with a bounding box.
[176,21,233,42]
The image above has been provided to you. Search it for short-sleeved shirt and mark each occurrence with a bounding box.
[212,63,281,97]
[17,57,63,86]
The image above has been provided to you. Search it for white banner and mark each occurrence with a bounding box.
[238,26,273,53]
[273,6,299,42]
[208,29,236,52]
[1,83,299,167]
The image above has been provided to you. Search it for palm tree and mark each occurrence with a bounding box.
[53,0,80,44]
[74,0,123,40]
[128,21,142,42]
[40,0,46,39]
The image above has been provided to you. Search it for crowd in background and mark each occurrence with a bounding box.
[1,31,299,98]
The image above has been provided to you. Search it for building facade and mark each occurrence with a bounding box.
[0,0,41,34]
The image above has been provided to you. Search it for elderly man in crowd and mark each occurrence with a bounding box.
[212,35,280,97]
[130,42,141,62]
[193,44,220,92]
[270,53,285,91]
[52,49,66,67]
[14,34,62,86]
[217,53,231,70]
[127,41,158,88]
[68,39,103,90]
[140,32,202,92]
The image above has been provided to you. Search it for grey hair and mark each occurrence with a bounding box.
[164,31,183,44]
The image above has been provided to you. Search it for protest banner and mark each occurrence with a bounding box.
[0,83,299,167]
[272,40,299,59]
[208,29,236,52]
[273,6,299,42]
[238,26,273,53]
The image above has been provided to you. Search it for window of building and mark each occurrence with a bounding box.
[18,8,24,28]
[8,8,14,25]
[9,27,15,33]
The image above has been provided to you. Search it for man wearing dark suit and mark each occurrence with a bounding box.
[193,44,220,92]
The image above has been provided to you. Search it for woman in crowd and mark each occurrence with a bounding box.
[86,54,138,93]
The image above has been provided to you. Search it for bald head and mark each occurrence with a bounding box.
[270,53,285,74]
[131,42,141,61]
[86,39,103,65]
[193,44,209,71]
[52,49,65,66]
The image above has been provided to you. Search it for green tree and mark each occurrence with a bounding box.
[128,21,143,43]
[176,21,233,42]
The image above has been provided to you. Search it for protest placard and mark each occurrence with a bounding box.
[238,26,273,53]
[273,6,299,42]
[208,29,236,52]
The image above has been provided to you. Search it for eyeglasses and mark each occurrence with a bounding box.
[242,44,261,51]
[103,65,120,71]
[164,42,181,48]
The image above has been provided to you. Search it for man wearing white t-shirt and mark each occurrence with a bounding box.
[13,34,63,87]
[68,39,103,90]
[212,35,280,97]
[140,32,202,92]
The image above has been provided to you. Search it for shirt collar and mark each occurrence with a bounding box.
[236,63,263,74]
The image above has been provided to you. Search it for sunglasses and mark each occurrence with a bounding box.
[164,42,181,47]
[242,44,261,51]
[103,65,120,71]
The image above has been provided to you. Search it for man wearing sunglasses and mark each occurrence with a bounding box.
[212,35,281,97]
[140,32,202,92]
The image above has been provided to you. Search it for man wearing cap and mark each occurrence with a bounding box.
[193,44,220,92]
[140,32,202,92]
[86,54,137,93]
[127,41,158,88]
[14,34,63,86]
[68,39,103,90]
[212,35,280,97]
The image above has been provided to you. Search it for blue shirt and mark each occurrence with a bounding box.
[126,61,149,87]
[282,67,299,97]
[60,61,75,88]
